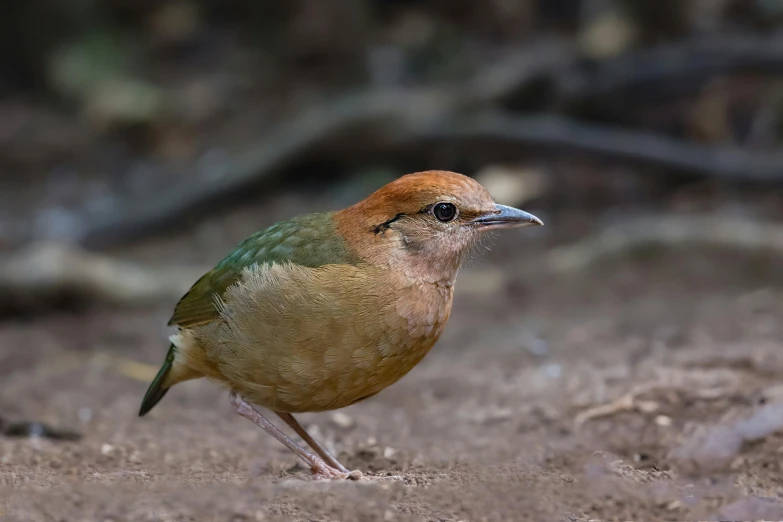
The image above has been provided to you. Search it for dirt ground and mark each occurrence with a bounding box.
[3,205,783,521]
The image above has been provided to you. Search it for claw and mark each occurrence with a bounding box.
[311,467,364,480]
[310,459,364,480]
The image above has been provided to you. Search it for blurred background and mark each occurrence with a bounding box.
[3,1,783,520]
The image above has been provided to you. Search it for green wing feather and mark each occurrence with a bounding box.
[139,212,360,417]
[168,212,360,328]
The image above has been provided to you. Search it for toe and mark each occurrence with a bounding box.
[311,465,347,480]
[311,466,366,481]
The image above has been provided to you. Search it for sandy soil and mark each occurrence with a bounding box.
[3,223,783,521]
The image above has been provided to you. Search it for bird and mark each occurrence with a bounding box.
[138,170,542,480]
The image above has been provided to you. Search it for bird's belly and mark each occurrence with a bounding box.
[199,309,449,413]
[242,325,443,413]
[185,262,453,413]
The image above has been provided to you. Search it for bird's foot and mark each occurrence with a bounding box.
[310,460,364,481]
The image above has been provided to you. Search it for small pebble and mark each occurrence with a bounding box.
[525,337,550,357]
[638,400,660,413]
[330,411,355,429]
[78,407,93,423]
[383,447,397,459]
[128,450,142,464]
[27,423,45,438]
[100,443,115,455]
[666,500,682,510]
[540,363,563,380]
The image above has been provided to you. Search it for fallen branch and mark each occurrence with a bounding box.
[544,214,783,274]
[77,40,575,249]
[422,112,783,183]
[3,214,783,312]
[0,242,204,305]
[556,33,783,103]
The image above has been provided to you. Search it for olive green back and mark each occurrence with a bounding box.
[169,212,362,328]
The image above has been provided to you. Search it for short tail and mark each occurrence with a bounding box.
[139,345,176,416]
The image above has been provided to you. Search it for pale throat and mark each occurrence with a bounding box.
[387,233,474,285]
[343,215,478,285]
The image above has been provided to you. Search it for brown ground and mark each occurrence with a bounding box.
[3,206,783,521]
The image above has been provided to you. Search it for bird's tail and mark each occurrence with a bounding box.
[138,344,176,416]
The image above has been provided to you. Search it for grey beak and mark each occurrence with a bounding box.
[472,204,544,230]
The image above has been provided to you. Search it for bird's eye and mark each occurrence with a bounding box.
[432,202,458,222]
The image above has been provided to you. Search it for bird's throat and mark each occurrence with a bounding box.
[333,205,474,285]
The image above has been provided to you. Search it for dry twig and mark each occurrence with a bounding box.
[556,33,783,103]
[574,382,729,428]
[544,214,783,274]
[0,242,204,305]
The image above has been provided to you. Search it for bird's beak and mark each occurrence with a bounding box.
[471,204,544,230]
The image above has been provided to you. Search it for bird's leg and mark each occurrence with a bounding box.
[229,392,358,480]
[275,412,349,473]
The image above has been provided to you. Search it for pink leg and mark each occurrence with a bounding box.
[276,412,349,473]
[229,391,359,480]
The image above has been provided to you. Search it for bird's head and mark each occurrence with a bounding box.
[335,170,543,283]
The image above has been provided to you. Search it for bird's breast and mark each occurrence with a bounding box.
[184,262,454,413]
[368,275,453,385]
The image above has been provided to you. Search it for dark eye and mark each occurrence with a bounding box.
[432,202,458,222]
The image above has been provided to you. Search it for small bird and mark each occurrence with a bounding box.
[139,170,542,479]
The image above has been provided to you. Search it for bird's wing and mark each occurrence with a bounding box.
[168,212,360,328]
